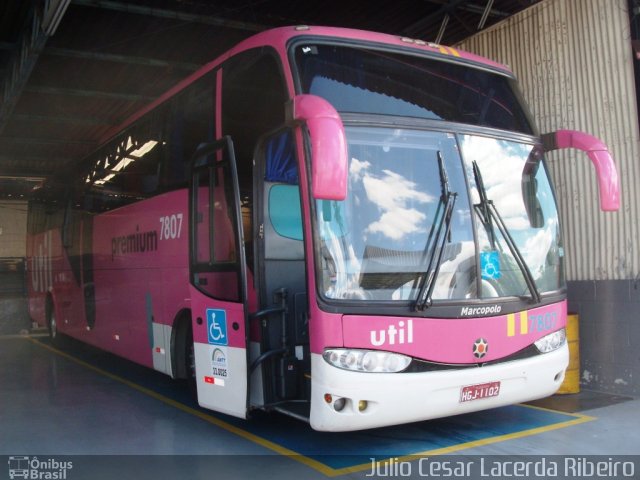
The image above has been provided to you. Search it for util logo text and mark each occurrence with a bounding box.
[370,320,414,346]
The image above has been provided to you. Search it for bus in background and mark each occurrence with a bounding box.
[26,26,620,431]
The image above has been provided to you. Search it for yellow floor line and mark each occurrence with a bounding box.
[26,337,596,477]
[331,414,595,476]
[26,337,335,475]
[519,400,595,419]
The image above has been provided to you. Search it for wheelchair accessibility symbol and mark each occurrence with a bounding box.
[206,309,228,346]
[480,251,501,280]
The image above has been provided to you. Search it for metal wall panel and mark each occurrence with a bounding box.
[457,0,640,281]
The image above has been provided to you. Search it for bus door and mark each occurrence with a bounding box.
[188,137,250,419]
[253,129,310,416]
[61,192,96,331]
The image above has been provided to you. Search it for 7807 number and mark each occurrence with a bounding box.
[159,213,183,240]
[529,312,558,332]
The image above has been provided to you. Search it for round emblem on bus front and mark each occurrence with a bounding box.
[473,338,488,359]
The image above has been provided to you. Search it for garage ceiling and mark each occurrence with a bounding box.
[0,0,541,198]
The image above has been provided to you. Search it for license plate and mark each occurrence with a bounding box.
[459,381,501,403]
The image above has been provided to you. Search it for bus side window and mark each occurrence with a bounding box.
[86,111,166,212]
[221,49,288,275]
[192,146,242,303]
[264,129,303,249]
[268,185,303,242]
[264,130,298,185]
[164,72,216,191]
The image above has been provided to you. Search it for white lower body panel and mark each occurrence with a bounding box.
[194,342,248,419]
[309,345,569,432]
[151,323,173,376]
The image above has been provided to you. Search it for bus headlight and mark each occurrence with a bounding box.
[323,349,411,373]
[534,328,566,353]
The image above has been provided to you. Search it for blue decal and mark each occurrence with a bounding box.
[206,309,228,346]
[480,251,501,280]
[529,312,558,332]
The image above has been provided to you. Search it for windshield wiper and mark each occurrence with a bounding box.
[414,151,457,311]
[471,160,541,304]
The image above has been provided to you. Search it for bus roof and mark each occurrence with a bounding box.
[99,25,513,146]
[227,25,512,73]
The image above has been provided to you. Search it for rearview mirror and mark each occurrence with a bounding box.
[521,147,545,228]
[542,130,620,211]
[287,94,348,201]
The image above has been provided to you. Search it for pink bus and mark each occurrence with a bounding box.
[26,26,620,431]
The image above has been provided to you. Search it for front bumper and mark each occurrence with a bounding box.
[309,344,569,431]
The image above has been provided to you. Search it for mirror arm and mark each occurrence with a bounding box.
[286,95,348,201]
[542,130,620,211]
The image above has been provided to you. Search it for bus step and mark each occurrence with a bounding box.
[273,401,310,423]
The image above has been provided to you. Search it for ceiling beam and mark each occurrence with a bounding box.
[423,0,509,18]
[403,0,469,39]
[462,2,509,18]
[44,46,201,71]
[0,154,67,166]
[435,14,450,44]
[42,0,73,35]
[0,170,53,179]
[72,0,266,32]
[0,7,50,134]
[478,0,496,29]
[0,176,52,184]
[25,85,155,102]
[0,136,95,147]
[0,1,72,134]
[12,112,114,126]
[452,11,474,34]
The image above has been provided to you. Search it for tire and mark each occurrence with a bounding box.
[174,315,197,400]
[185,322,197,400]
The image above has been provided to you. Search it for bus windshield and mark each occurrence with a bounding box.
[314,126,565,304]
[295,42,563,306]
[294,43,534,135]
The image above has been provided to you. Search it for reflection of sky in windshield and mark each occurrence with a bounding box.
[350,158,434,240]
[310,76,437,119]
[317,127,478,302]
[460,135,563,289]
[462,135,531,230]
[316,129,563,304]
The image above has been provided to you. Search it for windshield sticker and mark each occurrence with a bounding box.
[480,251,501,280]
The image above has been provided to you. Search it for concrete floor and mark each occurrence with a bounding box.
[1,335,638,480]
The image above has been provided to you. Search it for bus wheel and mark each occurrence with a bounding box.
[185,323,197,400]
[174,315,197,400]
